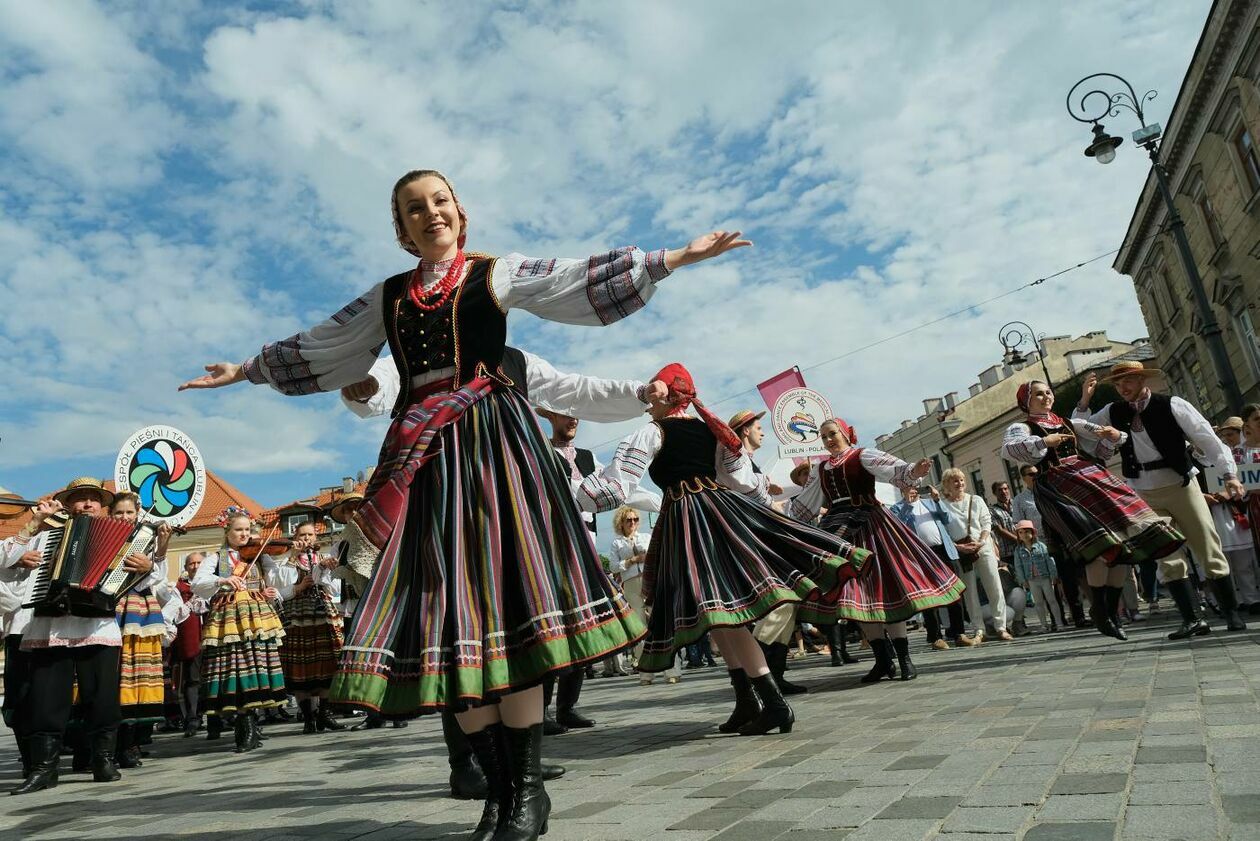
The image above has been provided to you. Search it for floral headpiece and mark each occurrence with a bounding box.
[216,505,252,528]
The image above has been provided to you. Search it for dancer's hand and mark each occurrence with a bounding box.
[1225,477,1247,500]
[1078,372,1098,408]
[342,376,379,402]
[643,380,668,403]
[665,231,752,270]
[1097,426,1123,443]
[1043,433,1073,448]
[910,459,932,479]
[180,362,245,391]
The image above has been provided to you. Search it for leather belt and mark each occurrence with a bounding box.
[1138,459,1169,471]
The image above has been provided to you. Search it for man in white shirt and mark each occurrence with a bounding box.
[889,487,975,650]
[1074,362,1247,638]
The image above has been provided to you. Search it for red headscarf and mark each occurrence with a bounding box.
[652,363,742,454]
[829,417,857,445]
[1016,381,1067,428]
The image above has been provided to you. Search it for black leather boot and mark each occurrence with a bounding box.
[316,702,346,732]
[717,669,762,734]
[351,711,385,731]
[15,735,30,779]
[555,672,594,728]
[91,731,121,783]
[248,713,263,751]
[1104,587,1128,641]
[10,735,59,795]
[738,673,794,736]
[464,723,512,841]
[1091,585,1120,639]
[891,637,917,681]
[768,643,807,695]
[206,715,223,740]
[114,723,142,769]
[233,714,250,753]
[299,699,317,734]
[496,723,551,841]
[442,710,488,800]
[1210,577,1248,631]
[1167,578,1212,640]
[860,638,896,683]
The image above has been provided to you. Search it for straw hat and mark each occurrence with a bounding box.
[1215,416,1244,432]
[53,476,115,507]
[1101,360,1162,383]
[327,492,365,524]
[727,409,766,432]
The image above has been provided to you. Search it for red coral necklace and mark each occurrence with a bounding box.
[407,250,466,311]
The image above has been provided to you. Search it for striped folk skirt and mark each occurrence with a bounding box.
[116,590,167,723]
[330,386,645,715]
[1035,456,1185,566]
[201,589,287,716]
[819,503,966,624]
[636,481,867,672]
[279,587,344,692]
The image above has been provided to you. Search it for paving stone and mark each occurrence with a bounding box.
[1221,794,1260,824]
[961,783,1047,807]
[1023,823,1118,841]
[666,808,755,832]
[786,779,860,799]
[1036,793,1125,820]
[884,754,948,771]
[843,819,939,841]
[874,795,963,819]
[940,805,1035,833]
[1122,804,1221,839]
[1134,746,1207,764]
[708,819,796,841]
[1128,781,1212,805]
[1049,772,1129,794]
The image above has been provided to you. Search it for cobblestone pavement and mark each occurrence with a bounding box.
[3,615,1259,840]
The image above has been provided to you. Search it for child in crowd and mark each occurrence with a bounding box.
[1013,521,1063,633]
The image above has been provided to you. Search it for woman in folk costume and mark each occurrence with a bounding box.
[190,508,287,753]
[269,521,345,734]
[171,553,208,737]
[1001,380,1184,640]
[577,364,870,737]
[789,419,965,684]
[180,168,748,841]
[108,492,174,769]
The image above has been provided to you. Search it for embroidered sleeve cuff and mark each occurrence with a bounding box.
[242,355,267,385]
[645,249,671,283]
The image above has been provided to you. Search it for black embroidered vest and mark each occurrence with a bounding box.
[648,418,717,488]
[1025,419,1080,467]
[1107,394,1192,484]
[380,256,518,417]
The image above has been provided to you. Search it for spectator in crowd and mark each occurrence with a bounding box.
[890,486,975,650]
[939,469,1013,642]
[1012,521,1062,632]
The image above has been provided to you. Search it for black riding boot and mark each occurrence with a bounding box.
[717,668,762,734]
[1209,576,1248,631]
[10,735,60,795]
[496,723,551,841]
[541,675,566,737]
[115,723,142,768]
[316,701,346,732]
[15,735,30,779]
[1167,578,1212,640]
[738,673,795,736]
[443,710,488,800]
[91,730,121,783]
[299,698,317,734]
[206,715,223,740]
[233,714,251,753]
[464,723,512,841]
[860,638,896,683]
[1091,585,1121,639]
[1104,587,1128,641]
[891,637,917,681]
[554,672,595,729]
[764,642,807,695]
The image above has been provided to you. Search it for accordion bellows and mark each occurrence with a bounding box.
[202,590,285,647]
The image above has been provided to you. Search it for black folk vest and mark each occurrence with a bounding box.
[648,418,718,489]
[1107,394,1193,485]
[380,256,519,418]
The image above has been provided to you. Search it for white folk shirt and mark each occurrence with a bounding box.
[610,530,652,584]
[1072,396,1236,491]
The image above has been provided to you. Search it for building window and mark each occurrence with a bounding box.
[284,513,311,535]
[1003,459,1022,491]
[1181,346,1214,414]
[1235,123,1260,195]
[1237,309,1260,380]
[930,454,944,484]
[1157,267,1179,317]
[1194,182,1226,249]
[969,468,985,500]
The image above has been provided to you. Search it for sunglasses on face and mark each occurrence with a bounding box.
[625,517,639,522]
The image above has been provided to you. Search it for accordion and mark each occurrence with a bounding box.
[25,513,160,617]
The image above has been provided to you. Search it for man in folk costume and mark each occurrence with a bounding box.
[1,478,161,794]
[731,409,808,696]
[1074,361,1249,638]
[340,349,662,800]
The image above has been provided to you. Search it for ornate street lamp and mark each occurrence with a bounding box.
[1066,72,1244,412]
[999,320,1052,385]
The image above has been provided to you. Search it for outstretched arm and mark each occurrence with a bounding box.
[576,424,662,513]
[525,351,666,422]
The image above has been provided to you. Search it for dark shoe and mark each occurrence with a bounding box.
[233,715,251,754]
[316,704,346,732]
[206,716,223,740]
[10,735,60,795]
[717,669,762,734]
[1209,577,1248,632]
[541,763,565,782]
[115,746,143,769]
[391,720,409,728]
[183,718,202,738]
[891,637,917,681]
[299,699,317,734]
[351,714,385,731]
[555,672,594,727]
[273,705,293,721]
[767,642,807,695]
[91,731,121,783]
[464,724,512,841]
[497,723,551,841]
[1104,587,1128,641]
[71,743,90,773]
[738,673,795,736]
[555,708,595,729]
[443,711,489,801]
[542,710,568,737]
[1091,586,1121,639]
[1167,578,1213,640]
[860,639,896,684]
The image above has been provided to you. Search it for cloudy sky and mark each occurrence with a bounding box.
[0,0,1211,521]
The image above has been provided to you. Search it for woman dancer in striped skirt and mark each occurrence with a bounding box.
[271,521,345,734]
[108,492,173,768]
[790,419,965,684]
[577,364,869,737]
[191,508,287,753]
[180,169,747,841]
[1001,381,1184,640]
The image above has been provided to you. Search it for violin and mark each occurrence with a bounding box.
[0,495,41,521]
[238,535,292,562]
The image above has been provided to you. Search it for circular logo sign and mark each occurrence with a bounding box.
[115,426,206,526]
[771,387,835,449]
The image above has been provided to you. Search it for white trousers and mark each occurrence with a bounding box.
[1025,577,1063,630]
[961,551,1008,633]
